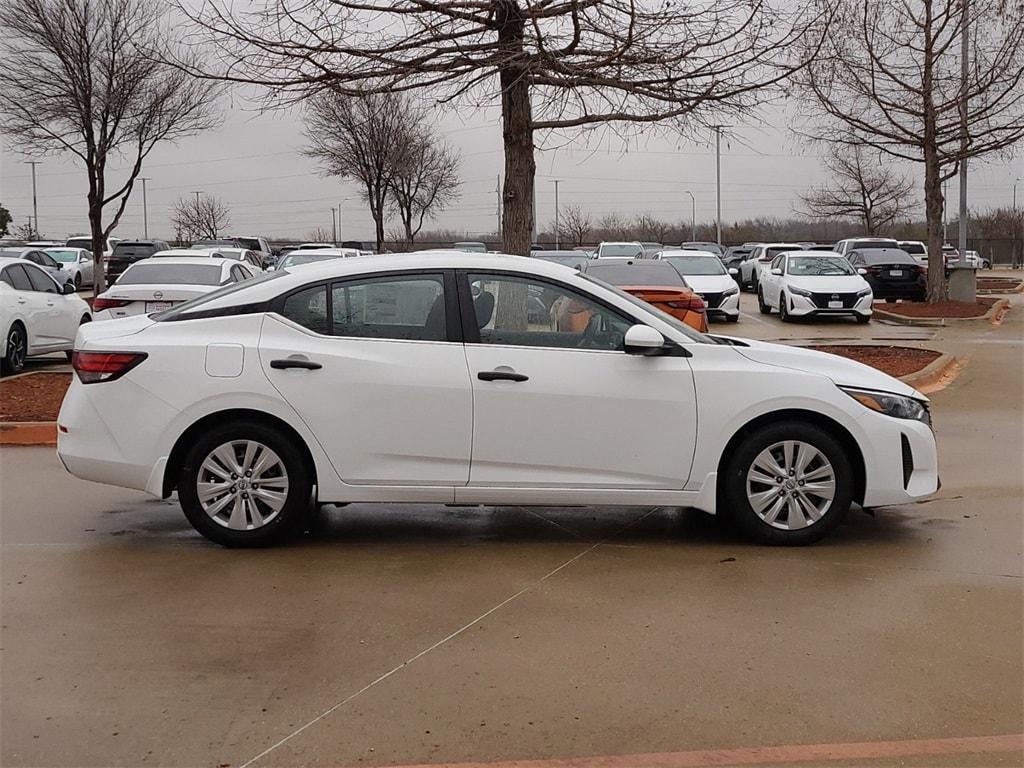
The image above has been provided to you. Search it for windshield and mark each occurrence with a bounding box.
[662,255,726,275]
[580,274,708,343]
[278,253,343,269]
[600,244,642,257]
[65,238,94,250]
[586,263,685,286]
[154,270,288,320]
[787,256,856,276]
[45,249,80,263]
[118,263,224,285]
[234,238,261,251]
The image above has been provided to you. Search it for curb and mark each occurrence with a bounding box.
[899,353,961,394]
[0,421,57,446]
[976,280,1024,295]
[872,298,1009,326]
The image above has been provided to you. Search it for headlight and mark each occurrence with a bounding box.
[856,287,873,298]
[840,387,931,426]
[788,285,812,297]
[722,285,739,296]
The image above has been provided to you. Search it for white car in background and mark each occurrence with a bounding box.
[92,257,258,321]
[44,247,94,290]
[192,247,265,272]
[758,252,873,324]
[274,248,362,270]
[657,250,741,322]
[58,252,936,548]
[738,243,805,291]
[1,257,91,375]
[597,241,645,260]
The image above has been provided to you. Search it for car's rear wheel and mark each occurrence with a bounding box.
[178,422,312,547]
[722,422,853,545]
[2,323,27,376]
[757,289,771,314]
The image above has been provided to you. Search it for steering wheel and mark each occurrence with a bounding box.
[577,312,601,348]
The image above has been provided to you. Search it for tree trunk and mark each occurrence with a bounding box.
[921,0,947,303]
[495,0,532,330]
[88,167,107,294]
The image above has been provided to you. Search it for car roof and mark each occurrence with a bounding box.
[128,256,231,267]
[281,248,360,257]
[660,250,719,259]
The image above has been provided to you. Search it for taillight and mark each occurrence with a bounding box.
[71,351,147,384]
[92,297,132,311]
[914,266,927,275]
[666,297,707,313]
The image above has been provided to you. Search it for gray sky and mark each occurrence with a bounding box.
[1,101,1020,242]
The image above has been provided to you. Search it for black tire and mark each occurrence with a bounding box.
[73,273,82,291]
[178,421,313,547]
[757,289,771,314]
[855,313,870,324]
[2,323,27,376]
[779,296,790,323]
[721,421,853,545]
[66,315,91,361]
[726,313,739,323]
[884,297,896,304]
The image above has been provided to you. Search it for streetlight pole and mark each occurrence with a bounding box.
[684,191,696,242]
[139,177,150,238]
[957,0,969,260]
[496,175,502,240]
[331,208,338,245]
[24,161,40,239]
[553,179,560,250]
[710,126,729,246]
[1014,178,1019,210]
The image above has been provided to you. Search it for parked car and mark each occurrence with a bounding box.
[847,248,926,302]
[679,241,724,257]
[0,248,75,289]
[897,241,928,265]
[596,241,645,259]
[1,258,91,375]
[580,259,708,332]
[66,235,121,256]
[195,247,265,272]
[656,250,740,322]
[454,241,487,253]
[804,243,839,252]
[92,258,257,321]
[43,248,94,290]
[758,252,873,323]
[106,240,171,283]
[722,246,754,279]
[275,248,362,271]
[57,252,938,547]
[531,250,589,270]
[192,238,244,250]
[228,235,274,266]
[294,243,335,251]
[739,243,804,291]
[640,242,663,258]
[834,237,901,256]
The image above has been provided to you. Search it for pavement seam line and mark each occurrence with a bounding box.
[239,508,659,768]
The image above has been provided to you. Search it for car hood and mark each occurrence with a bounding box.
[682,274,736,293]
[722,337,922,399]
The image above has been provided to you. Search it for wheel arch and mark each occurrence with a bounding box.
[716,408,866,505]
[4,318,27,356]
[162,408,318,498]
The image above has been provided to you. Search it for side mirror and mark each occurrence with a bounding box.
[624,324,666,355]
[62,282,76,295]
[728,267,739,275]
[857,268,868,275]
[770,268,783,276]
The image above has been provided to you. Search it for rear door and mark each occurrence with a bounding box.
[259,270,473,489]
[22,263,68,347]
[2,264,52,351]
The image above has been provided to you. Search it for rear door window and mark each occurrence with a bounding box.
[2,264,34,291]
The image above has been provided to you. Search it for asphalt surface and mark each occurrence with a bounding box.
[1,285,1022,767]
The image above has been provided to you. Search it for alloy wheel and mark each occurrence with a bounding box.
[7,327,26,372]
[745,440,836,530]
[197,440,290,530]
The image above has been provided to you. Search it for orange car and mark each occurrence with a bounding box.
[581,260,708,332]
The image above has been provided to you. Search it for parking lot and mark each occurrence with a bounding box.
[2,287,1022,768]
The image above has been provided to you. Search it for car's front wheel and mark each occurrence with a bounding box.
[757,289,771,314]
[722,422,853,545]
[178,422,312,547]
[778,296,791,322]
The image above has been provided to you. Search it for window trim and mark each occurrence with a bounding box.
[270,269,461,344]
[456,269,637,351]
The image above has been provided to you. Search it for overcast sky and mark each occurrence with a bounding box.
[1,98,1020,243]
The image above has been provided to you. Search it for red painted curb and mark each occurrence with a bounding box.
[0,422,58,446]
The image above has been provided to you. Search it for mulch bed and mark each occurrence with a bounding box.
[878,297,997,318]
[0,373,72,422]
[807,345,942,379]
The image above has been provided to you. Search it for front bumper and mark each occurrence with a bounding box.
[705,292,740,319]
[858,409,938,507]
[788,292,873,317]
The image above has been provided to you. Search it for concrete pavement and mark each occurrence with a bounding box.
[1,288,1021,767]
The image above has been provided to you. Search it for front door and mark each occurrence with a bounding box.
[259,271,473,486]
[460,272,698,489]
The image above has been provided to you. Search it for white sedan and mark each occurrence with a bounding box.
[657,250,741,322]
[58,252,937,547]
[92,257,258,321]
[758,252,873,323]
[44,247,95,290]
[1,257,91,375]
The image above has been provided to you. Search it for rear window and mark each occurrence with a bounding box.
[154,270,288,321]
[113,243,160,258]
[233,238,262,251]
[585,263,685,286]
[898,242,926,255]
[858,250,916,265]
[765,246,801,258]
[600,244,643,257]
[65,238,93,250]
[119,263,224,285]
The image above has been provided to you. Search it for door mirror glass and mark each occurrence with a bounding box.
[623,324,665,355]
[857,268,868,275]
[62,281,77,295]
[728,267,739,275]
[770,268,783,276]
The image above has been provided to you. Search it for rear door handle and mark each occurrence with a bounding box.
[270,358,322,370]
[478,370,528,383]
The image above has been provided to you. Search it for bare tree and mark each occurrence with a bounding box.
[557,205,592,247]
[0,0,221,292]
[180,0,831,266]
[306,227,333,243]
[799,145,916,234]
[170,195,232,241]
[596,214,633,241]
[798,0,1024,301]
[634,214,673,244]
[389,129,460,248]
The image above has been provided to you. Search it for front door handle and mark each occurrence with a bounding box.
[270,358,322,371]
[478,370,528,383]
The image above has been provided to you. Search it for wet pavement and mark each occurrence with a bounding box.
[1,286,1021,767]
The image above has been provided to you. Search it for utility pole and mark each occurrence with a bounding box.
[1013,178,1019,210]
[331,207,338,245]
[338,201,344,243]
[496,174,502,240]
[957,0,969,260]
[532,185,538,246]
[943,179,948,243]
[553,179,560,250]
[25,161,40,239]
[139,177,150,238]
[192,190,203,207]
[710,126,729,246]
[684,191,696,242]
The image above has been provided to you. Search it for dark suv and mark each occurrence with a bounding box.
[105,240,170,283]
